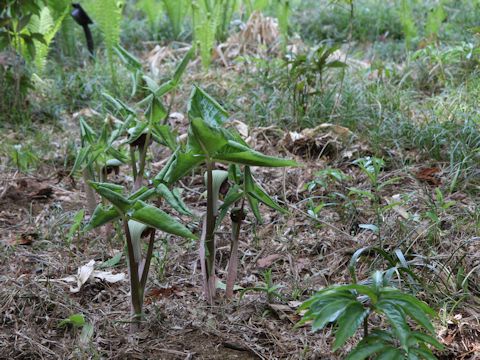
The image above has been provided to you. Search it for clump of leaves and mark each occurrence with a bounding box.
[85,182,197,322]
[298,270,443,359]
[154,86,297,303]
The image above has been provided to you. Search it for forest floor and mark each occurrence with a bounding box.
[1,2,480,359]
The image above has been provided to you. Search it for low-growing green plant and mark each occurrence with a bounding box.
[85,182,197,323]
[298,270,443,359]
[9,143,39,172]
[240,268,284,303]
[284,44,347,123]
[153,86,297,303]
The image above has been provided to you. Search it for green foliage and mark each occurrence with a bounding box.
[58,313,86,328]
[28,6,68,74]
[399,0,417,49]
[163,0,188,39]
[83,0,124,82]
[9,143,39,172]
[240,268,284,303]
[284,44,347,122]
[299,271,443,358]
[191,0,219,69]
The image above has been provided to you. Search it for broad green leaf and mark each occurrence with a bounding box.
[247,193,262,223]
[114,44,142,70]
[89,182,131,212]
[156,184,192,215]
[146,96,167,123]
[345,343,389,360]
[333,302,370,350]
[310,299,355,332]
[102,92,135,115]
[375,347,404,360]
[70,145,91,175]
[213,140,298,167]
[152,123,177,150]
[379,291,436,318]
[189,117,229,155]
[155,150,204,185]
[384,297,435,334]
[106,146,128,163]
[79,118,96,145]
[154,79,175,97]
[129,186,156,202]
[84,204,120,231]
[248,185,287,214]
[332,284,379,303]
[376,300,410,349]
[131,201,197,239]
[408,347,437,360]
[409,332,444,350]
[188,86,228,127]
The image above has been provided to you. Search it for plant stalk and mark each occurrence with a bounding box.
[82,168,97,215]
[203,161,217,303]
[123,219,143,322]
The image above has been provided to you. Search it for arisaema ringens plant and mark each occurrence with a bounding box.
[84,181,197,324]
[70,116,129,215]
[76,48,197,328]
[153,86,298,304]
[102,47,194,191]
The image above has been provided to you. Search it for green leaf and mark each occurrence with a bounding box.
[151,123,177,150]
[146,95,167,123]
[114,44,142,70]
[156,184,192,215]
[155,150,204,185]
[58,313,86,328]
[84,204,120,231]
[213,140,298,167]
[79,118,97,145]
[188,86,228,127]
[333,302,370,350]
[375,347,405,360]
[346,343,389,360]
[172,47,194,85]
[70,145,91,175]
[409,331,444,350]
[309,299,356,332]
[98,252,123,269]
[89,182,131,212]
[408,347,438,360]
[379,291,436,318]
[66,209,84,243]
[189,117,229,155]
[131,201,197,239]
[376,300,411,349]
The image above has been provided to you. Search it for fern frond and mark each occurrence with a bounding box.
[192,0,219,69]
[28,6,68,74]
[163,0,188,39]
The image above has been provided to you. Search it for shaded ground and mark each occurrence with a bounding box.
[1,122,479,358]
